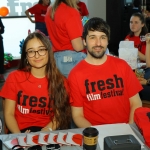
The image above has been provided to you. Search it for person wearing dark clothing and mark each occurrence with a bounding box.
[0,17,5,82]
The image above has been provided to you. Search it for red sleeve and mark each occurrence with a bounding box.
[123,61,143,98]
[125,35,130,40]
[28,4,38,14]
[68,70,83,107]
[0,73,17,101]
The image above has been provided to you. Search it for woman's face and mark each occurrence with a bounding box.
[42,0,50,6]
[130,16,144,36]
[26,38,48,69]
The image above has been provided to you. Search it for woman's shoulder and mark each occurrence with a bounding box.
[6,70,28,81]
[60,2,79,15]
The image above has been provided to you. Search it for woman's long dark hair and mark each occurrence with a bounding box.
[129,12,148,37]
[18,32,71,129]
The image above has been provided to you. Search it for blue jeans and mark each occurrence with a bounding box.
[144,67,150,79]
[35,22,48,36]
[54,50,86,77]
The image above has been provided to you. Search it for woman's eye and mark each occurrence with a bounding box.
[28,51,34,53]
[39,49,45,52]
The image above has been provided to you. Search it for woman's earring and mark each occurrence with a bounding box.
[26,59,29,65]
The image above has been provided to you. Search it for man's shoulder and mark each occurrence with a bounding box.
[68,60,85,77]
[108,56,129,67]
[72,59,85,71]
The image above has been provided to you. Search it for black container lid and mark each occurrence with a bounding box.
[83,127,99,137]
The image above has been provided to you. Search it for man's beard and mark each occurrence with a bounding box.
[87,46,106,59]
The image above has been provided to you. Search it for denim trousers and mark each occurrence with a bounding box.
[35,22,48,36]
[54,50,86,77]
[144,67,150,79]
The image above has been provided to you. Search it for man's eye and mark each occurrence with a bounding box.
[102,36,106,39]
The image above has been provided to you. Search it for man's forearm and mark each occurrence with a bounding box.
[128,101,142,124]
[73,116,92,128]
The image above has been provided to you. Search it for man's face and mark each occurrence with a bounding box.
[83,30,108,59]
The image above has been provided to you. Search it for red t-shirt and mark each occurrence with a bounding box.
[68,56,143,125]
[28,3,48,22]
[77,1,89,17]
[0,70,52,130]
[45,2,83,52]
[125,35,146,55]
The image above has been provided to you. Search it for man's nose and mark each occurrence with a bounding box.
[95,38,101,46]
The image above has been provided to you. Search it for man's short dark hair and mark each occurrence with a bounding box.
[82,17,110,41]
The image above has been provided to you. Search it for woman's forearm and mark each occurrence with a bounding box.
[4,114,21,133]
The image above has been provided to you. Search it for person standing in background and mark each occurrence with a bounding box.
[25,0,50,36]
[45,0,86,77]
[77,0,89,18]
[0,17,5,82]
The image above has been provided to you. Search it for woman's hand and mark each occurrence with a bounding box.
[25,130,31,133]
[137,77,147,85]
[41,126,50,132]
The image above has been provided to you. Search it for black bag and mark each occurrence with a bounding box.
[104,134,141,150]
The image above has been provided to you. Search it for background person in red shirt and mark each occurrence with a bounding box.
[25,0,51,36]
[77,0,89,18]
[45,0,86,77]
[125,13,148,62]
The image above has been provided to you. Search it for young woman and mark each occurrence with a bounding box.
[0,32,71,133]
[25,0,50,36]
[45,0,86,77]
[125,12,148,61]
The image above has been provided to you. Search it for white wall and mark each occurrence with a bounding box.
[81,0,106,20]
[2,18,35,57]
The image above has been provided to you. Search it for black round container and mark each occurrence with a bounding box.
[83,127,99,150]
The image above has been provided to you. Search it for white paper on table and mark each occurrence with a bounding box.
[17,135,30,147]
[57,132,70,145]
[119,47,138,70]
[92,123,144,150]
[47,133,58,144]
[3,138,19,149]
[65,132,83,146]
[38,132,49,145]
[119,41,134,48]
[26,133,40,145]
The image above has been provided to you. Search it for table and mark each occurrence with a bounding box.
[0,124,149,150]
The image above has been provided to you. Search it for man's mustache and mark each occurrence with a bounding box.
[93,46,104,49]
